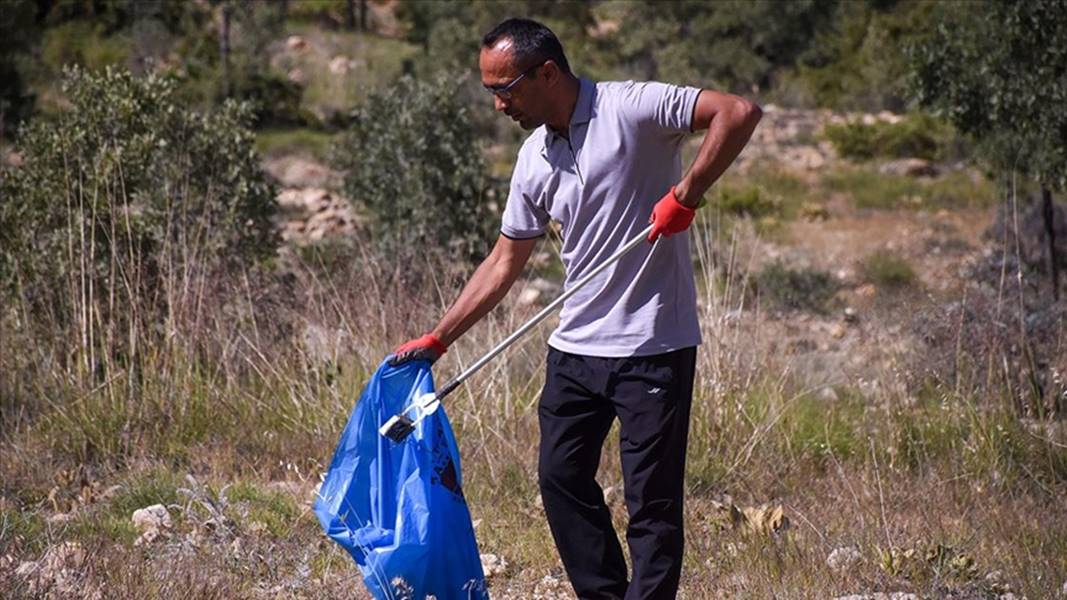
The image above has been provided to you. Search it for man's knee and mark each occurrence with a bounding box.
[538,452,582,494]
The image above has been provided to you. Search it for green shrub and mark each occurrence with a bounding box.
[715,185,779,218]
[859,251,917,289]
[0,66,276,338]
[783,391,864,463]
[753,261,838,313]
[332,74,499,259]
[822,168,921,210]
[822,113,957,161]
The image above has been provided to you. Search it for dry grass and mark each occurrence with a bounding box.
[2,172,1065,599]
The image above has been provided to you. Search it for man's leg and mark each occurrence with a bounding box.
[539,348,628,599]
[611,347,697,600]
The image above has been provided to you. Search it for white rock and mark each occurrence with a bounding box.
[518,288,542,306]
[286,35,306,51]
[818,387,839,402]
[878,158,938,178]
[287,68,306,84]
[826,546,861,572]
[479,553,508,578]
[329,55,350,75]
[47,512,75,525]
[533,574,570,600]
[132,504,172,532]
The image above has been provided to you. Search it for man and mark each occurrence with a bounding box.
[391,17,760,600]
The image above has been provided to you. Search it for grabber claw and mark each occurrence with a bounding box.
[379,392,440,442]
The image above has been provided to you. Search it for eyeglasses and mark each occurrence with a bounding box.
[484,62,543,101]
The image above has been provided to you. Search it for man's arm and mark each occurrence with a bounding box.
[430,234,539,346]
[674,90,762,208]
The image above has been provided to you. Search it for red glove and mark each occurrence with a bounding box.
[648,186,696,242]
[390,334,448,366]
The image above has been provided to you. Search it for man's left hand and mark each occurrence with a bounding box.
[648,186,696,242]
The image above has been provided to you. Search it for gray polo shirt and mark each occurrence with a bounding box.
[501,78,703,357]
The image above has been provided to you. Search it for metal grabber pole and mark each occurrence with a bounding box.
[380,224,659,442]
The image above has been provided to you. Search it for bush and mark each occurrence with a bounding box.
[753,261,838,313]
[822,113,957,161]
[859,251,917,289]
[0,66,276,338]
[715,185,779,218]
[332,74,498,259]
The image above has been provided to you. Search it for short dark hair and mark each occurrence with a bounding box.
[482,17,571,74]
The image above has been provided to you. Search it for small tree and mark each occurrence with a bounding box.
[0,67,276,372]
[332,75,498,260]
[910,0,1066,191]
[908,0,1066,415]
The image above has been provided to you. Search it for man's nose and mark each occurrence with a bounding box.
[493,95,508,112]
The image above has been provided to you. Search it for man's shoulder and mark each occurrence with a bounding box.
[594,80,694,102]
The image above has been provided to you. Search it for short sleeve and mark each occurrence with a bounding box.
[624,81,702,135]
[500,170,549,240]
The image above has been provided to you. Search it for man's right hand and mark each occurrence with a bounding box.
[389,334,448,366]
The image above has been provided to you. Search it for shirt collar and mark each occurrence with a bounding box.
[543,78,594,149]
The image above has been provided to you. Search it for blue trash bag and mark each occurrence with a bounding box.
[314,358,488,600]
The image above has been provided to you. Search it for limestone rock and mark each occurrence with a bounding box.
[827,546,862,572]
[479,553,508,578]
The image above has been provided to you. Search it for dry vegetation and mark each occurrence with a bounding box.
[3,156,1065,599]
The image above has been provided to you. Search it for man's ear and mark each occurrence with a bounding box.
[541,60,561,85]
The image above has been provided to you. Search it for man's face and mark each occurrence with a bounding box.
[479,43,548,131]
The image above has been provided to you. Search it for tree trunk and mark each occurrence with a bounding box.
[1042,187,1059,301]
[345,0,356,30]
[220,1,233,98]
[360,0,368,31]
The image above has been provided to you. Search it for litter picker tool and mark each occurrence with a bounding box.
[380,224,660,442]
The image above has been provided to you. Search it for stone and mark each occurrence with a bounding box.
[47,512,75,525]
[843,306,858,323]
[329,55,350,75]
[826,546,862,572]
[878,158,938,178]
[479,553,508,578]
[286,35,306,51]
[287,68,306,85]
[830,323,847,339]
[264,157,340,189]
[876,110,903,124]
[518,288,542,306]
[132,504,172,532]
[818,387,839,402]
[132,504,172,545]
[533,574,570,600]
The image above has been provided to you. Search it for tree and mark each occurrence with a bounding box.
[909,0,1066,418]
[608,0,837,92]
[331,75,499,260]
[910,0,1067,297]
[0,67,277,362]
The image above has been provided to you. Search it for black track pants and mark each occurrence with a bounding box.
[537,346,697,600]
